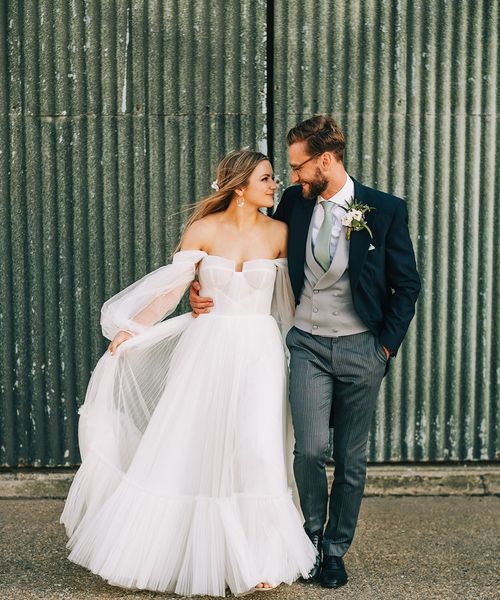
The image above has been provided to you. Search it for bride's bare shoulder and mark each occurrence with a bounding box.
[259,214,288,257]
[180,215,220,250]
[261,214,288,237]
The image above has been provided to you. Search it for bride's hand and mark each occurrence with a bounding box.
[108,330,134,355]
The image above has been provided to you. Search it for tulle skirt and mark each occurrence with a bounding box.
[60,311,316,596]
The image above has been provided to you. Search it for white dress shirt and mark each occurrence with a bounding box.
[311,174,354,260]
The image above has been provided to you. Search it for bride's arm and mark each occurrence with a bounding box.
[130,221,211,323]
[101,262,197,344]
[103,221,211,346]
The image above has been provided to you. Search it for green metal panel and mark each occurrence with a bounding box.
[273,0,499,461]
[0,0,498,467]
[0,0,267,466]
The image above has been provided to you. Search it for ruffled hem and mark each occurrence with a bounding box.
[62,451,316,597]
[60,447,123,538]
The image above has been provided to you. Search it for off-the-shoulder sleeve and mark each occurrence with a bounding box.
[100,250,207,341]
[271,258,295,342]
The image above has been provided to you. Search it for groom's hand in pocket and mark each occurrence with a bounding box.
[189,281,214,317]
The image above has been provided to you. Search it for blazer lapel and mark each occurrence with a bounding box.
[349,178,376,289]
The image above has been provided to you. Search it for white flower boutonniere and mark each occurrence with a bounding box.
[341,199,375,240]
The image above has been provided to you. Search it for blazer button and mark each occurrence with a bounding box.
[313,325,318,330]
[313,289,319,294]
[313,307,318,313]
[333,311,339,316]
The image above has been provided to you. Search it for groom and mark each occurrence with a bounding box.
[190,115,420,588]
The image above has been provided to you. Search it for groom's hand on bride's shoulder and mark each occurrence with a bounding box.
[189,281,214,318]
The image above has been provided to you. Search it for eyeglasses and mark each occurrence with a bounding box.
[289,153,321,174]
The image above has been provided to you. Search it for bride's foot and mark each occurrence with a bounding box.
[255,582,273,591]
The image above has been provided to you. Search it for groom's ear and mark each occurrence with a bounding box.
[319,151,333,169]
[320,150,338,169]
[320,151,341,170]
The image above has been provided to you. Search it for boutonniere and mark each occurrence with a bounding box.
[341,199,375,240]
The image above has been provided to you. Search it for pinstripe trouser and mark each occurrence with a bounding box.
[285,326,387,557]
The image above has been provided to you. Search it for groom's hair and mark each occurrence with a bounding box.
[287,115,345,162]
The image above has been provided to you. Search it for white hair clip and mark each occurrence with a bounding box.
[211,180,220,191]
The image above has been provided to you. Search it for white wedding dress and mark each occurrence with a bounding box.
[60,251,316,597]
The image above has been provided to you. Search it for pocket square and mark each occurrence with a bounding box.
[368,244,376,251]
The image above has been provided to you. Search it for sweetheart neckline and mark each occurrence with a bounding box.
[202,254,279,273]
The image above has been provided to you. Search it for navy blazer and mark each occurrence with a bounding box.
[273,178,421,357]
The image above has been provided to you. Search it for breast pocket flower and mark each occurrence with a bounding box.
[341,199,375,240]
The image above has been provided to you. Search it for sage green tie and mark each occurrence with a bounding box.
[314,201,335,271]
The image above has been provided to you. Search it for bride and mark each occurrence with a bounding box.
[60,149,317,596]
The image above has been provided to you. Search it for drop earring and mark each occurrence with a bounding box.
[236,195,245,208]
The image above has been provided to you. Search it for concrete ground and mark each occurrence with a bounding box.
[0,497,498,600]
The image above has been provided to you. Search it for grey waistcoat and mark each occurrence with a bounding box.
[294,217,369,337]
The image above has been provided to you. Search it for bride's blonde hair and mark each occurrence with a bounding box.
[173,149,268,253]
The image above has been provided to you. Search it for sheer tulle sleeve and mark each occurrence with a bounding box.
[271,258,295,341]
[100,250,207,340]
[271,258,302,514]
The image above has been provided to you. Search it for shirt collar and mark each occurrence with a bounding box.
[317,174,354,208]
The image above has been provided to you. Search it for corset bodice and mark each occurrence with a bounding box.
[198,255,278,316]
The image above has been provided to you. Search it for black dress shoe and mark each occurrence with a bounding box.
[320,555,348,588]
[300,529,323,582]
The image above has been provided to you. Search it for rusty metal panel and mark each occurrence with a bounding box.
[273,0,499,461]
[0,0,267,466]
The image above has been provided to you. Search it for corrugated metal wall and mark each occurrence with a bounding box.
[273,0,499,461]
[0,0,498,466]
[0,0,267,466]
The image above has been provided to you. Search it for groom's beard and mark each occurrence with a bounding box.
[300,168,329,199]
